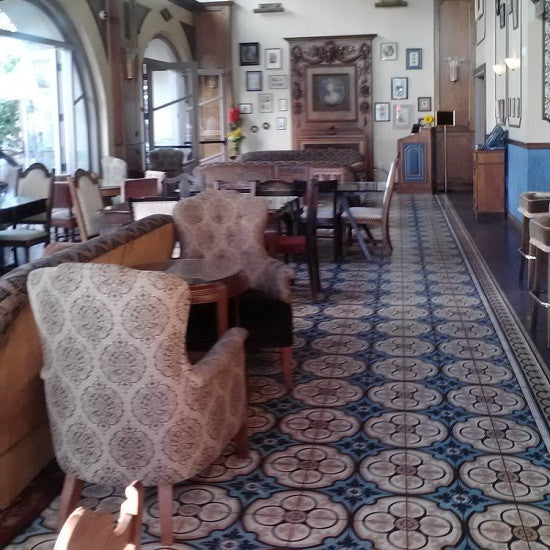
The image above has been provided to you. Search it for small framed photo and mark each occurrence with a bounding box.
[406,48,422,70]
[265,48,282,70]
[276,117,286,130]
[417,96,432,112]
[374,102,390,122]
[246,70,262,91]
[393,104,413,130]
[499,2,506,28]
[268,74,288,89]
[381,42,397,61]
[278,98,288,111]
[238,102,253,115]
[240,42,260,66]
[391,77,408,100]
[259,93,274,113]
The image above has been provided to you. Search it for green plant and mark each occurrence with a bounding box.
[0,100,20,149]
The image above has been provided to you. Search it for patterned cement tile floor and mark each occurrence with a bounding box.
[7,195,550,549]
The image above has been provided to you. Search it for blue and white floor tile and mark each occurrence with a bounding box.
[8,195,550,549]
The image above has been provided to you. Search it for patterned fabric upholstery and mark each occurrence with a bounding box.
[148,149,184,177]
[68,170,104,240]
[172,190,294,302]
[16,163,52,200]
[241,148,363,165]
[27,262,248,486]
[0,214,172,340]
[101,156,127,187]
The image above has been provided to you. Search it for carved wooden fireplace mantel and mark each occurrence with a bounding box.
[284,34,376,178]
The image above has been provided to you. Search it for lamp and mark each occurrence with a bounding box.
[504,57,521,70]
[492,63,506,76]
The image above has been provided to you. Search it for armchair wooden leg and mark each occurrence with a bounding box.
[233,421,249,459]
[57,475,84,531]
[281,346,293,389]
[157,484,173,547]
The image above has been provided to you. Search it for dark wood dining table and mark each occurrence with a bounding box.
[0,195,47,225]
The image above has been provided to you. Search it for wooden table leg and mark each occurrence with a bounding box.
[216,287,229,337]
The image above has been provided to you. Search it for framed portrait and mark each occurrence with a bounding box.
[276,117,286,130]
[391,77,408,100]
[268,75,288,89]
[475,0,484,20]
[499,2,506,28]
[417,96,432,112]
[406,49,422,70]
[278,98,288,111]
[265,48,282,70]
[381,42,397,61]
[240,42,259,66]
[393,104,413,130]
[259,93,274,113]
[238,102,252,115]
[374,102,390,122]
[246,71,262,91]
[306,65,357,122]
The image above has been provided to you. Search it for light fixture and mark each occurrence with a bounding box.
[504,57,521,70]
[492,63,506,76]
[253,3,284,13]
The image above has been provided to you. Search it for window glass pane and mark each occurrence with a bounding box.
[0,1,64,42]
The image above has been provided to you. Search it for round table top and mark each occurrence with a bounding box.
[133,258,243,286]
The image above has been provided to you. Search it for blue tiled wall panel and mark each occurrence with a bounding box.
[506,144,550,222]
[403,143,425,182]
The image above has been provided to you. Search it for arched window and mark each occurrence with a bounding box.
[0,0,97,173]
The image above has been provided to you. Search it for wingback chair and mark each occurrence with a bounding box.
[172,189,296,386]
[27,262,249,546]
[101,156,127,188]
[148,148,184,177]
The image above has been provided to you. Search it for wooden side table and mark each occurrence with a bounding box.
[473,149,506,216]
[133,258,248,336]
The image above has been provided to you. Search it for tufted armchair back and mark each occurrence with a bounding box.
[148,148,184,177]
[27,262,248,487]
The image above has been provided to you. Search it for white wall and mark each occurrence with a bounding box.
[208,0,435,170]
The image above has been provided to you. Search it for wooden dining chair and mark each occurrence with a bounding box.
[68,169,104,241]
[51,181,78,241]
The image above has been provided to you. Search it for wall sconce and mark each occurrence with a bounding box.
[125,48,138,80]
[443,57,466,82]
[504,57,521,70]
[492,63,506,76]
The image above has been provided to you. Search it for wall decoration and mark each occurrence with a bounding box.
[544,5,550,122]
[278,98,288,111]
[418,96,432,112]
[250,125,259,133]
[306,66,356,121]
[496,99,505,124]
[475,0,484,19]
[406,48,422,70]
[391,77,408,100]
[240,42,260,66]
[246,71,262,91]
[238,103,252,114]
[393,104,413,130]
[374,102,390,122]
[268,75,288,89]
[259,93,274,113]
[276,117,287,130]
[381,42,397,60]
[265,48,282,69]
[499,2,506,28]
[512,0,519,30]
[262,122,270,129]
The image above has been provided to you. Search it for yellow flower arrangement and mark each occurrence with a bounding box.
[423,114,434,126]
[227,127,244,142]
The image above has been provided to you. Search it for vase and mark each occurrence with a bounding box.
[228,141,241,160]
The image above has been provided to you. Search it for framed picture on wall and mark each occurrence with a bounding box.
[268,75,288,89]
[393,104,413,130]
[417,96,432,112]
[406,49,422,70]
[278,98,288,111]
[499,2,506,28]
[238,102,253,114]
[391,77,408,100]
[265,48,282,69]
[381,42,397,60]
[374,102,390,122]
[259,93,274,113]
[512,0,519,30]
[240,42,260,66]
[276,117,286,130]
[246,71,262,91]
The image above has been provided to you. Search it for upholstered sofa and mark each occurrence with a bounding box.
[195,159,355,189]
[0,215,177,508]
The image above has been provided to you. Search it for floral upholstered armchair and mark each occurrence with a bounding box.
[27,262,248,547]
[173,190,296,386]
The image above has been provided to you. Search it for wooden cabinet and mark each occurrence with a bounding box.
[397,128,436,193]
[473,149,506,216]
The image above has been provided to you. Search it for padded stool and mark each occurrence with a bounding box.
[528,214,550,346]
[518,192,550,282]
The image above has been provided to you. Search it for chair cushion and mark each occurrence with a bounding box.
[342,206,383,223]
[0,228,49,243]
